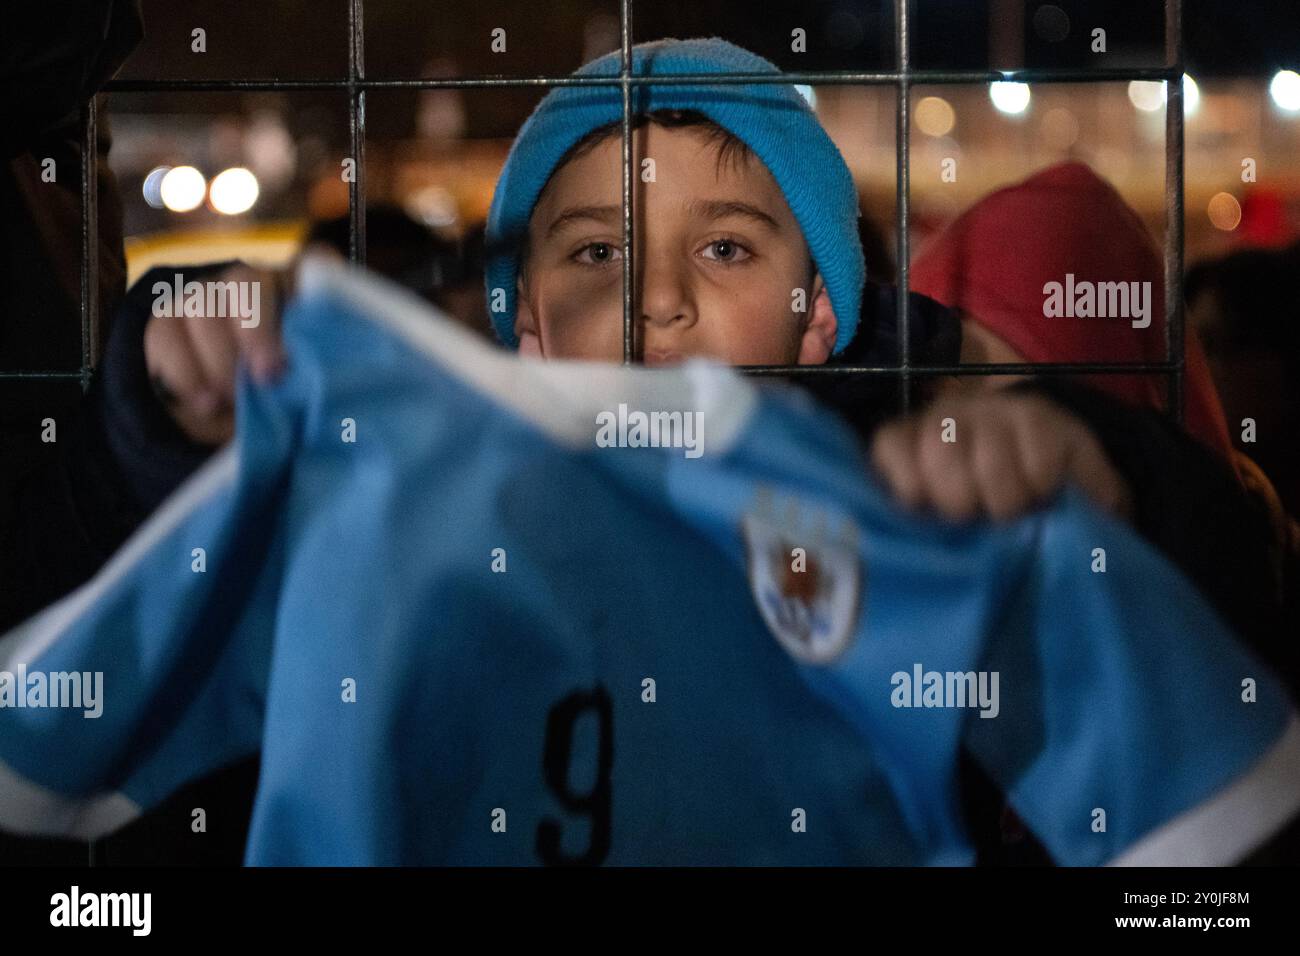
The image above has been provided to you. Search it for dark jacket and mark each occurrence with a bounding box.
[0,0,144,627]
[1,1,141,412]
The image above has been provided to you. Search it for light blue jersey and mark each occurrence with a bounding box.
[1,259,1295,865]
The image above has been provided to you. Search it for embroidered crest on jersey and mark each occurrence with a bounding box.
[741,486,862,665]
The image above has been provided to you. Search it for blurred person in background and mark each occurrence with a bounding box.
[909,160,1295,681]
[908,158,1300,862]
[1,2,140,403]
[1186,243,1300,631]
[303,207,490,338]
[0,0,142,867]
[1187,242,1300,514]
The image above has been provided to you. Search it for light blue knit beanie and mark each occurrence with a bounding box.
[484,37,865,354]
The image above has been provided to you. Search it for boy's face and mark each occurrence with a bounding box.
[516,123,839,365]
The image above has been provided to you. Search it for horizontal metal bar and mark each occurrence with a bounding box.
[2,364,1175,380]
[0,371,85,380]
[103,66,1180,94]
[742,362,1180,376]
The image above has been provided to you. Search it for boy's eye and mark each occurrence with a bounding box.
[572,242,623,265]
[700,238,752,264]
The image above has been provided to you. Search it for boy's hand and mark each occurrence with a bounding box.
[869,390,1133,523]
[143,264,287,446]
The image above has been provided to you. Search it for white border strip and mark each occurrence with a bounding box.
[1110,713,1300,866]
[0,757,140,839]
[293,255,759,455]
[0,444,241,667]
[0,447,240,837]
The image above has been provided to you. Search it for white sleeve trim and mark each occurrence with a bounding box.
[0,444,241,666]
[1110,713,1300,867]
[0,755,140,840]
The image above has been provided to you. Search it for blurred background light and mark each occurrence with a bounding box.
[1183,74,1201,115]
[1128,80,1165,112]
[404,184,459,230]
[1128,75,1200,115]
[245,110,297,192]
[1270,69,1300,111]
[915,96,956,137]
[209,167,260,215]
[989,81,1031,115]
[1039,107,1079,150]
[141,165,171,209]
[1207,191,1243,230]
[159,165,206,212]
[1031,4,1071,43]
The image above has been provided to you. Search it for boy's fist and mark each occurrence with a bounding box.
[869,390,1133,523]
[142,264,287,446]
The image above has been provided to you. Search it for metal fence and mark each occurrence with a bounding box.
[46,0,1186,420]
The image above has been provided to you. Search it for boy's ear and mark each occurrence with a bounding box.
[514,273,542,357]
[796,271,837,365]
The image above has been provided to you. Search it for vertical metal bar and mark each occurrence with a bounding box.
[79,97,100,389]
[894,0,912,411]
[989,0,1025,69]
[348,0,367,265]
[620,0,634,364]
[82,92,102,874]
[1164,0,1185,424]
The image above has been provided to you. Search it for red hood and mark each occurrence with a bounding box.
[911,162,1233,462]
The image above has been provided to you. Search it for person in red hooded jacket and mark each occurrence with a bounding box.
[910,161,1235,459]
[902,160,1299,864]
[907,160,1296,632]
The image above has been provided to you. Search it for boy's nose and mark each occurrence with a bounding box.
[636,254,698,335]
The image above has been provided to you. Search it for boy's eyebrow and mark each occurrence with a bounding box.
[543,199,782,240]
[545,204,620,239]
[686,199,782,233]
